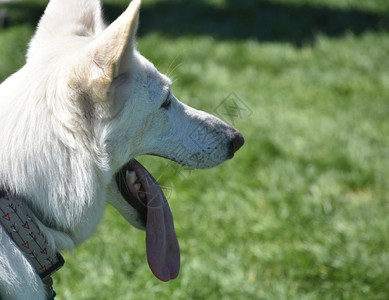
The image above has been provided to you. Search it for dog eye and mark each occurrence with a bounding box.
[161,94,172,109]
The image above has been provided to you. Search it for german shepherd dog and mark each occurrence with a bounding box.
[0,1,244,298]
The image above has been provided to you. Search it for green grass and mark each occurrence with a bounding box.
[1,0,388,299]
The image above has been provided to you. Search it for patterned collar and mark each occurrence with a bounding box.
[0,191,64,297]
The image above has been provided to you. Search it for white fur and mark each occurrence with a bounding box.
[0,0,242,298]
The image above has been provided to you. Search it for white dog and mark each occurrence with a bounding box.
[0,0,244,298]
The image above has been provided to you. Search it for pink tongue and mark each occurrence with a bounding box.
[128,160,180,281]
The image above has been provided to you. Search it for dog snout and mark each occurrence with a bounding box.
[230,131,245,155]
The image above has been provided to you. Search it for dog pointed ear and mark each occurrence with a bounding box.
[72,0,141,102]
[28,0,105,59]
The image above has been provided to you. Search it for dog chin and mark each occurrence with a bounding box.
[148,152,231,170]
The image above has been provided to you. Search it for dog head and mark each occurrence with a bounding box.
[27,0,244,173]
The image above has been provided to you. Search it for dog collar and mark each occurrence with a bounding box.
[0,190,64,297]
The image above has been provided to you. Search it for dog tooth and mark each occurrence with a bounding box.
[126,170,138,184]
[134,183,141,191]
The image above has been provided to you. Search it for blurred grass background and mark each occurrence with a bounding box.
[1,0,388,299]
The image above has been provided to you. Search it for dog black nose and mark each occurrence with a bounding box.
[231,131,244,154]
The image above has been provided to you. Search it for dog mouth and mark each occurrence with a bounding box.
[115,159,180,281]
